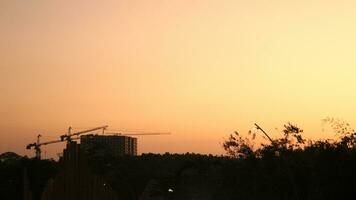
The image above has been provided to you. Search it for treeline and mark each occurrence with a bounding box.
[0,119,355,200]
[85,149,355,200]
[86,119,355,200]
[2,149,355,200]
[0,152,58,200]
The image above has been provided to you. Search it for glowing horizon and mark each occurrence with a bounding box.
[1,0,356,158]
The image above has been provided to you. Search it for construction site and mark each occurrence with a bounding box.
[17,126,183,200]
[26,125,170,159]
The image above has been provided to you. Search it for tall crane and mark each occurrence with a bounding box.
[26,135,79,159]
[60,125,108,141]
[26,125,108,159]
[107,132,171,136]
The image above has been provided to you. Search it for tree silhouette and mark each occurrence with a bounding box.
[223,131,255,158]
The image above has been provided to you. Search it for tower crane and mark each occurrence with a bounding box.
[107,132,171,136]
[26,125,108,159]
[60,125,108,141]
[26,135,79,159]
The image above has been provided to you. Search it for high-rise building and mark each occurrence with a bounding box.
[80,135,137,156]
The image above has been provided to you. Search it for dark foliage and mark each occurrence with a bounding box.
[1,147,355,200]
[222,122,356,199]
[0,153,59,200]
[1,121,355,200]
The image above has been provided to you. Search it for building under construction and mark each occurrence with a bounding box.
[80,134,138,156]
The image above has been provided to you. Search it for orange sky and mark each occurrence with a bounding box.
[1,0,356,158]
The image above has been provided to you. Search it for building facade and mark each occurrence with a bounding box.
[80,135,137,156]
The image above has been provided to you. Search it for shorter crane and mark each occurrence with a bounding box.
[26,135,77,159]
[26,125,108,159]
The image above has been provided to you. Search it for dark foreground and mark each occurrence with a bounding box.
[1,145,355,200]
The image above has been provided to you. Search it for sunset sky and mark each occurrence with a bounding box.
[1,0,356,158]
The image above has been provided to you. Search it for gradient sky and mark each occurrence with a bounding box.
[1,0,356,158]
